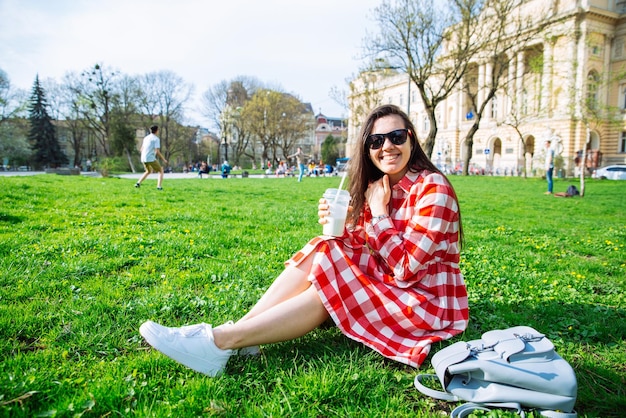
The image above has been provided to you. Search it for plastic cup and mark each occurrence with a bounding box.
[322,188,351,236]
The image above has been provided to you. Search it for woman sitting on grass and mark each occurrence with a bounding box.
[140,104,469,376]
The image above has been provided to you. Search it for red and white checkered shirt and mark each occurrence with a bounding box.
[287,170,468,367]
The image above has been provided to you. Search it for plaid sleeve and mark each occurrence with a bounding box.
[366,173,460,287]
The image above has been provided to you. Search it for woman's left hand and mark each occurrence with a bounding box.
[365,175,391,216]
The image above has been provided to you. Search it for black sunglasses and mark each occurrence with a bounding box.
[366,129,410,150]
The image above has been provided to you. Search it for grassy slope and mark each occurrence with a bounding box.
[0,174,624,417]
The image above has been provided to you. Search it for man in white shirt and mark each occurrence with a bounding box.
[544,139,554,195]
[136,125,167,190]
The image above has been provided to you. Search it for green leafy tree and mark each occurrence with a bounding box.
[242,89,313,166]
[28,76,68,169]
[321,134,340,165]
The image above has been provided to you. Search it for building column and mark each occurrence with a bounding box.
[602,33,613,108]
[507,52,516,115]
[516,51,525,112]
[572,27,587,154]
[457,77,465,125]
[441,92,448,129]
[541,39,554,116]
[478,63,486,110]
[574,30,586,119]
[484,62,493,121]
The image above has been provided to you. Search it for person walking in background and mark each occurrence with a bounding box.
[139,104,468,377]
[288,147,309,182]
[136,125,167,190]
[544,139,554,195]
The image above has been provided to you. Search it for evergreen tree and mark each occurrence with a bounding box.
[28,75,68,168]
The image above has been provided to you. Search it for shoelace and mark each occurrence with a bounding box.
[179,323,209,337]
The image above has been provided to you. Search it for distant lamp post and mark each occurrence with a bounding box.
[222,137,228,162]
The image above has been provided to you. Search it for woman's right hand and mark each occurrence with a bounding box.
[365,175,391,217]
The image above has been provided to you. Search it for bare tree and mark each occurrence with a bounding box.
[201,76,262,132]
[0,70,30,166]
[137,70,194,162]
[575,67,626,197]
[347,70,385,137]
[110,74,142,172]
[459,0,550,175]
[329,84,349,115]
[70,64,123,156]
[364,0,483,157]
[57,72,92,162]
[499,93,533,178]
[42,77,84,168]
[0,69,27,125]
[201,77,265,166]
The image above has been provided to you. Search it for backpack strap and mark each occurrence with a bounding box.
[449,403,578,418]
[413,374,459,402]
[450,402,524,418]
[538,410,578,418]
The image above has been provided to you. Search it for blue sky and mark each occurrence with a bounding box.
[0,0,380,125]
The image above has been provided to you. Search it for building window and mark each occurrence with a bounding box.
[620,132,626,153]
[422,115,430,132]
[622,85,626,110]
[591,45,601,56]
[586,71,600,111]
[399,94,404,106]
[615,38,624,59]
[491,95,498,119]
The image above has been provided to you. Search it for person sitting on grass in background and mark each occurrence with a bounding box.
[140,104,469,376]
[198,161,209,178]
[221,160,231,178]
[275,161,287,177]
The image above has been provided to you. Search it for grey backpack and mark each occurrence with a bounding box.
[414,326,578,417]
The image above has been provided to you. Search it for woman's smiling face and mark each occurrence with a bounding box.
[368,114,412,184]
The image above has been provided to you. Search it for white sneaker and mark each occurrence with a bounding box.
[238,345,261,356]
[139,321,233,376]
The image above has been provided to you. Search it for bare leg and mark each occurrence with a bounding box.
[137,165,151,185]
[213,285,329,350]
[240,252,315,322]
[157,168,164,188]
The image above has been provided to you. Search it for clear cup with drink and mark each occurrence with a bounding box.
[322,188,350,237]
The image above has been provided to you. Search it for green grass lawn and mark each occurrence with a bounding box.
[0,174,624,417]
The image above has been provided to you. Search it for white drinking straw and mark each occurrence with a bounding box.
[334,171,347,203]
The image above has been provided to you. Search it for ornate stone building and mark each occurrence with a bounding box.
[349,0,626,176]
[314,113,348,161]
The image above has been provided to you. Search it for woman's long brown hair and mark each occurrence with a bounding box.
[347,104,463,246]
